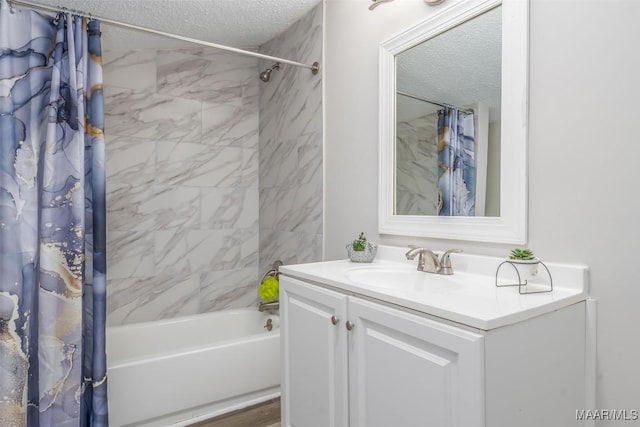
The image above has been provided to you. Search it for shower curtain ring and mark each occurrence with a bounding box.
[8,0,15,14]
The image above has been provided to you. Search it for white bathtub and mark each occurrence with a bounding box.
[106,309,281,427]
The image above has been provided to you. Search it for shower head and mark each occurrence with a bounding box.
[259,63,280,82]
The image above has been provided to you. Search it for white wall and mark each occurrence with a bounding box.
[324,0,640,419]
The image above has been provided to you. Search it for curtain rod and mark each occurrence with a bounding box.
[7,0,320,75]
[397,91,473,114]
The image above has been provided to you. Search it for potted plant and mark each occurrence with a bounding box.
[509,248,538,263]
[346,232,378,263]
[507,248,539,281]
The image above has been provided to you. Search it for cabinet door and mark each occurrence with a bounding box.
[348,297,485,427]
[280,276,349,427]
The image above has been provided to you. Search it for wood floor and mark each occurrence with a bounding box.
[188,398,281,427]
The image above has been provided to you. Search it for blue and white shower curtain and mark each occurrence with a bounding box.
[437,108,476,216]
[0,1,108,425]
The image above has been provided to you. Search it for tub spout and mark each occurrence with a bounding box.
[259,300,279,312]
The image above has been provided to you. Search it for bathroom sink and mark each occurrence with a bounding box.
[280,247,588,330]
[346,265,464,293]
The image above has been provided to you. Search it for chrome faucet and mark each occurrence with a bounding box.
[405,247,463,275]
[405,247,440,273]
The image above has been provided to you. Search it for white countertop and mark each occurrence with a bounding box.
[279,245,588,330]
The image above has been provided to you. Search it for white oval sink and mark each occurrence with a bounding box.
[346,266,463,293]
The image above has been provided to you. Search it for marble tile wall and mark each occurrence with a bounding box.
[258,4,324,273]
[104,4,323,325]
[104,48,261,326]
[395,113,439,215]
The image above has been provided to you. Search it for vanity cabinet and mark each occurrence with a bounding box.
[280,277,348,427]
[280,275,587,427]
[281,276,483,427]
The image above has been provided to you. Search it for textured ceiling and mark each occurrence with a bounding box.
[22,0,322,49]
[397,6,502,121]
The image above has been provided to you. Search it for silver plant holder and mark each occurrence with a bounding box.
[346,242,378,263]
[495,258,553,294]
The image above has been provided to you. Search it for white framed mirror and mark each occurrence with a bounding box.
[378,0,528,243]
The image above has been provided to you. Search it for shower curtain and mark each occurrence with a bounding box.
[437,107,476,216]
[0,2,108,426]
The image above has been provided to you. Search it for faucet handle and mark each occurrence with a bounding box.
[440,249,462,265]
[405,245,420,259]
[439,249,462,274]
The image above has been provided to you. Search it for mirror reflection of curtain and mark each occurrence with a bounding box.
[437,108,476,216]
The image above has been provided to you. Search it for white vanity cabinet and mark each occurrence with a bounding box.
[280,274,587,427]
[281,276,484,427]
[347,293,485,427]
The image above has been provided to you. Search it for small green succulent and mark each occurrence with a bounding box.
[510,248,535,260]
[352,232,368,251]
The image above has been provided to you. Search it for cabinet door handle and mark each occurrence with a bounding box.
[331,315,339,325]
[345,321,354,331]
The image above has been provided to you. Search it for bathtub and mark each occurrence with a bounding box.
[106,309,281,427]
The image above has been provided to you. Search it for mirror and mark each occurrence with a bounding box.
[378,0,528,243]
[395,6,501,217]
